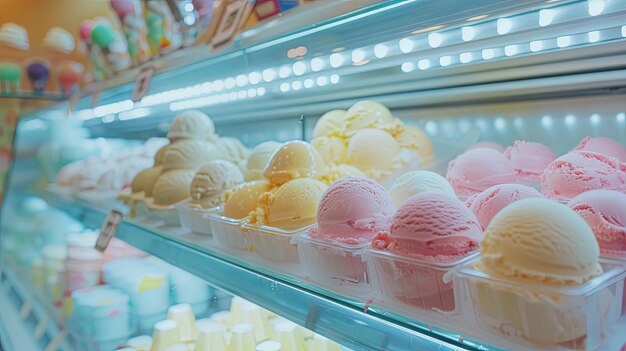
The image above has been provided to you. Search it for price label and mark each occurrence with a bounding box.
[132,67,155,102]
[95,210,123,252]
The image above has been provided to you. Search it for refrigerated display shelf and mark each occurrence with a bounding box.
[36,191,491,351]
[0,263,89,351]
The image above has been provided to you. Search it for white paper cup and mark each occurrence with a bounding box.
[230,324,256,351]
[167,304,197,342]
[257,340,282,351]
[195,323,227,351]
[242,303,269,341]
[128,335,152,351]
[273,322,303,351]
[151,320,180,351]
[210,311,232,328]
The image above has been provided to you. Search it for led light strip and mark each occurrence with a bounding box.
[77,0,626,123]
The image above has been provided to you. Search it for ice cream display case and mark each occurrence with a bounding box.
[2,0,626,350]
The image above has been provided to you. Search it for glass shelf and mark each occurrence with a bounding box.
[36,190,493,351]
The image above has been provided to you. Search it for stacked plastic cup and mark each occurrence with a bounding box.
[71,285,131,350]
[103,258,170,333]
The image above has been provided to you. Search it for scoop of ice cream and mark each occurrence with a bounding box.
[248,178,326,230]
[540,151,626,200]
[395,126,433,161]
[43,27,75,54]
[467,141,506,153]
[162,139,225,172]
[478,198,602,284]
[573,136,626,162]
[313,110,346,138]
[311,136,347,165]
[0,23,29,50]
[167,110,217,142]
[310,176,394,244]
[389,171,455,207]
[149,169,195,208]
[374,192,481,260]
[244,141,281,181]
[143,166,163,198]
[263,141,328,186]
[215,137,249,164]
[347,129,401,177]
[321,164,366,185]
[446,147,516,195]
[568,190,626,255]
[466,183,544,230]
[153,143,170,166]
[189,160,244,209]
[343,101,394,134]
[503,141,556,179]
[130,166,162,197]
[223,180,271,219]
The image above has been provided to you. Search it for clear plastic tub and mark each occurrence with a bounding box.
[364,248,477,314]
[148,206,181,226]
[293,232,370,297]
[176,201,216,236]
[455,258,626,350]
[205,210,248,251]
[241,223,310,277]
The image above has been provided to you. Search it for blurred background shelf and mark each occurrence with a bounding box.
[0,263,89,351]
[36,190,491,351]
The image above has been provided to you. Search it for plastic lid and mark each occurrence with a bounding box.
[154,319,178,331]
[67,249,102,261]
[127,335,152,348]
[67,231,98,247]
[257,340,282,351]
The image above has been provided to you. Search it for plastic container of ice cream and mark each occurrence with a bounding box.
[205,210,249,252]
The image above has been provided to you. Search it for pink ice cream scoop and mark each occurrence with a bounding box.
[446,147,516,195]
[504,140,556,179]
[573,136,626,162]
[310,176,393,244]
[540,151,626,201]
[467,141,505,153]
[568,189,626,255]
[466,183,544,230]
[373,192,482,260]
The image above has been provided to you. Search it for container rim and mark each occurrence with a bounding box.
[456,257,626,296]
[204,208,243,225]
[364,246,479,268]
[242,222,315,237]
[292,230,370,250]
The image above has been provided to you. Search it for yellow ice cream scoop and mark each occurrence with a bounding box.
[395,125,433,160]
[162,139,225,172]
[248,178,326,230]
[215,137,249,164]
[263,141,328,186]
[189,160,244,209]
[245,141,281,181]
[347,129,401,177]
[149,169,196,208]
[321,165,365,185]
[479,198,602,284]
[471,198,610,346]
[223,180,272,219]
[343,100,394,134]
[312,109,346,138]
[153,143,171,166]
[167,109,217,142]
[311,136,347,165]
